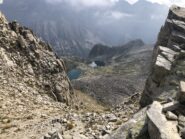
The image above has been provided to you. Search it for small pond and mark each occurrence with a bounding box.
[67,69,81,80]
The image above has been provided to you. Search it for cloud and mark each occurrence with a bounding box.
[0,0,3,4]
[150,14,164,20]
[46,0,185,8]
[125,0,185,7]
[46,0,119,7]
[95,10,133,26]
[95,10,132,19]
[125,0,138,4]
[71,0,119,7]
[111,11,132,19]
[146,0,171,6]
[146,0,185,7]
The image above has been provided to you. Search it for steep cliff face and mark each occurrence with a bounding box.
[0,11,75,106]
[140,5,185,107]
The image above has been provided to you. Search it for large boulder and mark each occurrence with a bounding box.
[147,101,180,139]
[104,108,149,139]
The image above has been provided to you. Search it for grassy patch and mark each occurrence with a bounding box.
[75,90,107,113]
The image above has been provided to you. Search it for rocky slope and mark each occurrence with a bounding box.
[0,11,77,138]
[0,12,75,105]
[140,5,185,107]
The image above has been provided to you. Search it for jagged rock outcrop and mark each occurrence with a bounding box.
[0,11,75,105]
[140,5,185,107]
[105,5,185,139]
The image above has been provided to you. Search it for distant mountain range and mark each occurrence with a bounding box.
[89,39,145,59]
[0,0,168,57]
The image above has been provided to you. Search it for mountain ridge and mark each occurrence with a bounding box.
[88,39,145,59]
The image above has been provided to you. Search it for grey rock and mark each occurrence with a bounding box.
[105,114,118,122]
[180,81,185,93]
[104,108,148,139]
[178,81,185,103]
[178,115,185,127]
[155,54,171,71]
[51,132,63,139]
[171,30,185,43]
[166,111,178,120]
[162,101,181,112]
[147,101,180,139]
[18,35,27,48]
[180,128,185,138]
[62,134,73,139]
[172,19,185,33]
[42,132,63,139]
[171,44,181,52]
[140,5,185,107]
[44,134,51,139]
[159,46,178,62]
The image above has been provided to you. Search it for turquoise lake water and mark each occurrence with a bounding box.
[67,69,81,80]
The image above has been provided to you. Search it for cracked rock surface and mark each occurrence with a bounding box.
[140,5,185,107]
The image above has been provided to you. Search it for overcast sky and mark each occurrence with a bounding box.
[1,0,184,45]
[46,0,185,7]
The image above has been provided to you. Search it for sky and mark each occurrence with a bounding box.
[1,0,184,45]
[46,0,185,7]
[42,0,185,44]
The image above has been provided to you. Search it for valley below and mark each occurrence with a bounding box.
[65,40,153,106]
